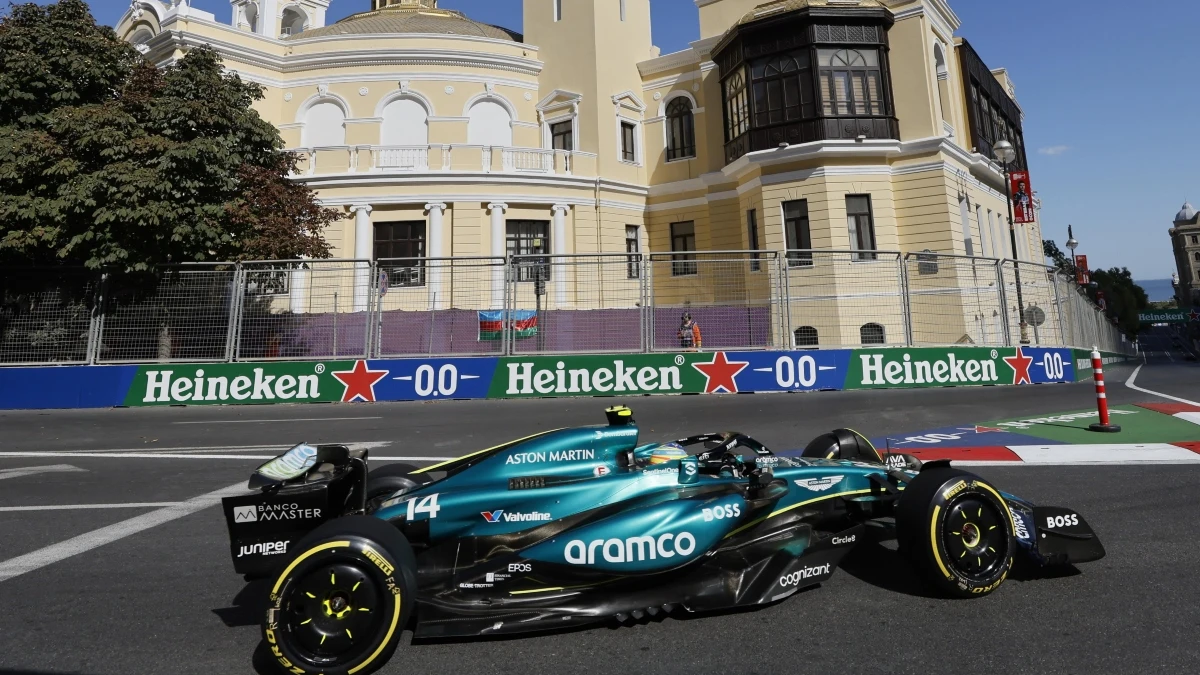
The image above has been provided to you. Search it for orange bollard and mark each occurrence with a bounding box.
[1088,347,1121,433]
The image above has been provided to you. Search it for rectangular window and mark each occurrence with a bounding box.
[620,121,637,162]
[846,195,877,260]
[670,221,697,276]
[626,225,641,279]
[620,0,626,21]
[374,221,426,287]
[507,220,550,282]
[959,197,974,256]
[550,120,573,151]
[554,0,562,22]
[746,209,760,271]
[783,199,811,267]
[1193,236,1198,245]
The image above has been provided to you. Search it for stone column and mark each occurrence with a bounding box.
[351,204,373,312]
[425,202,447,310]
[489,202,508,309]
[551,204,570,307]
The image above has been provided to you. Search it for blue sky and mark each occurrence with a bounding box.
[80,1,1200,278]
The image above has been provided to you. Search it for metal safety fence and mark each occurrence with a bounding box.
[0,251,1132,365]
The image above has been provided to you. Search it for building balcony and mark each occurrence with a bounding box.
[288,145,596,178]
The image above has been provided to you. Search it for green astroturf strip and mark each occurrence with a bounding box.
[980,405,1200,444]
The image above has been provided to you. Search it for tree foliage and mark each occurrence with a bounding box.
[0,0,336,271]
[1043,240,1147,339]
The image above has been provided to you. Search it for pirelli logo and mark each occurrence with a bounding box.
[942,480,968,501]
[362,545,394,576]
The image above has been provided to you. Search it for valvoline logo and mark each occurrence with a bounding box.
[481,510,504,523]
[481,510,551,523]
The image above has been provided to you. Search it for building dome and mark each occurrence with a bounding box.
[289,1,521,42]
[1176,201,1197,223]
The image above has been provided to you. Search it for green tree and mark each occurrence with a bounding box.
[1043,240,1147,339]
[0,0,335,271]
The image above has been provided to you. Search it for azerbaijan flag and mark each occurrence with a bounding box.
[478,310,538,341]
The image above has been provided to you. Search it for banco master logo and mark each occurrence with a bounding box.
[504,359,684,395]
[858,352,1000,386]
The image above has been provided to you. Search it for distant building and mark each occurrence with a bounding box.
[1170,201,1200,306]
[115,0,1043,346]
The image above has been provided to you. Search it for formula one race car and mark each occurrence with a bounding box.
[222,406,1105,675]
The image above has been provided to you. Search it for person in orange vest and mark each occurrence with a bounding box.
[678,313,701,351]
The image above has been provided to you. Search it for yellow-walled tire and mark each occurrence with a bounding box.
[896,467,1015,598]
[262,516,416,675]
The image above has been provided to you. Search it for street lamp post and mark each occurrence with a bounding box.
[1065,224,1078,260]
[993,139,1030,344]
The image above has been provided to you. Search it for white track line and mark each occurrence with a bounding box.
[1124,364,1200,406]
[0,503,184,512]
[172,417,382,425]
[0,464,86,481]
[0,452,452,461]
[0,441,391,456]
[0,482,246,583]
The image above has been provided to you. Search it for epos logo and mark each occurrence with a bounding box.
[233,505,257,523]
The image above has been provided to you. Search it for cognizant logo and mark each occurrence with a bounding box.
[564,532,696,565]
[779,563,831,587]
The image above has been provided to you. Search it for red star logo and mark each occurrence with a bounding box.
[331,360,389,403]
[691,351,749,394]
[1189,309,1200,322]
[1003,347,1034,385]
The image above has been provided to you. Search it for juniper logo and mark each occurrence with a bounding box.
[858,352,998,386]
[504,359,683,395]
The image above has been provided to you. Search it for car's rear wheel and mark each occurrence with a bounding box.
[263,516,416,675]
[896,467,1015,598]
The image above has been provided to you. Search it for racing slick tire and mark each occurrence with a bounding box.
[801,428,883,463]
[365,463,428,503]
[263,516,416,675]
[895,467,1015,598]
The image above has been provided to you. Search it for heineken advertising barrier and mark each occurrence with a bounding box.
[0,345,1116,410]
[1138,309,1198,324]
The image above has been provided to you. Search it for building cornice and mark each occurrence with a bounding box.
[154,17,543,77]
[297,171,649,198]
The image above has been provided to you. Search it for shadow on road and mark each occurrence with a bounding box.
[836,540,940,599]
[212,578,272,627]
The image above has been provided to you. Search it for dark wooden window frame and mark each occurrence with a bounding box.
[550,119,573,151]
[665,97,696,161]
[507,220,551,282]
[846,194,877,261]
[746,208,760,271]
[670,221,697,276]
[620,121,637,163]
[958,39,1028,170]
[713,5,899,164]
[783,199,812,267]
[626,225,641,279]
[374,221,427,288]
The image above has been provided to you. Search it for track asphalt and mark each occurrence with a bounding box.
[0,330,1196,675]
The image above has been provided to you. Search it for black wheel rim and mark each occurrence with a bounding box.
[280,559,388,668]
[942,496,1008,581]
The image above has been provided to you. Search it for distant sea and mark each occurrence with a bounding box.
[1137,278,1176,303]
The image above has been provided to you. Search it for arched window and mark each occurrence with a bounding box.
[723,71,749,142]
[1193,252,1200,262]
[281,7,307,36]
[818,48,883,116]
[665,97,695,161]
[467,100,513,147]
[302,101,346,147]
[129,27,154,54]
[860,323,886,345]
[380,98,429,146]
[793,326,819,348]
[243,3,259,32]
[933,43,951,126]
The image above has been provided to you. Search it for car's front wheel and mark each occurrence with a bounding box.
[263,516,416,675]
[896,466,1015,598]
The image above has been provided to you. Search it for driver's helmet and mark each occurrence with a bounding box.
[638,442,689,465]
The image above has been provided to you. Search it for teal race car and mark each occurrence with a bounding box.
[222,406,1104,675]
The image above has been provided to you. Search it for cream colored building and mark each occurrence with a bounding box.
[117,0,1045,348]
[1170,202,1200,307]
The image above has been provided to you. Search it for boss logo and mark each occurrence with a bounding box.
[1045,514,1080,528]
[702,503,742,521]
[508,563,532,572]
